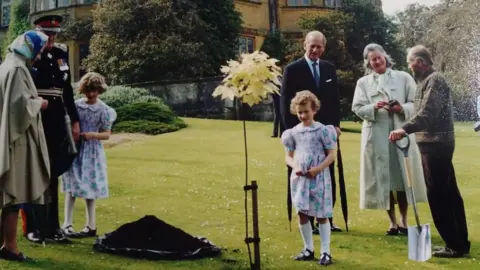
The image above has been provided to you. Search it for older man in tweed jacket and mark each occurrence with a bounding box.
[389,45,470,258]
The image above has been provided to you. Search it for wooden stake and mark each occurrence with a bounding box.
[251,181,261,270]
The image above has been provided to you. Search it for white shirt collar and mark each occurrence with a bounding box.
[304,55,319,65]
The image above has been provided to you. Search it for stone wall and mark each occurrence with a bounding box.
[126,77,275,121]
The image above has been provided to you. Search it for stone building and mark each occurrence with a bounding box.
[0,0,382,81]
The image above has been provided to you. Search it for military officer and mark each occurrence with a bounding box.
[21,15,80,244]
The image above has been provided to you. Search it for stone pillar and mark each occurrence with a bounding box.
[66,41,79,82]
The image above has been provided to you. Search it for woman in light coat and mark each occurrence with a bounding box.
[351,43,427,235]
[0,30,50,261]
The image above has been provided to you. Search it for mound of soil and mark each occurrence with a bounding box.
[93,215,221,260]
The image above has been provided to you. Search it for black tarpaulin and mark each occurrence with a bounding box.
[93,215,222,260]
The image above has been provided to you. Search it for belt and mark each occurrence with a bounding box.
[37,88,63,97]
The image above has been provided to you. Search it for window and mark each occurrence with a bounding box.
[1,0,11,26]
[325,0,342,8]
[238,36,254,55]
[78,0,97,4]
[48,0,56,9]
[58,0,71,7]
[287,0,311,6]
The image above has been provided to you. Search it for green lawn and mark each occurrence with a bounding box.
[4,118,480,269]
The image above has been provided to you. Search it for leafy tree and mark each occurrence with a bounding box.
[396,0,480,120]
[260,30,294,67]
[60,10,94,41]
[193,0,243,72]
[342,0,405,69]
[1,0,30,60]
[84,0,242,85]
[298,11,353,70]
[396,3,433,49]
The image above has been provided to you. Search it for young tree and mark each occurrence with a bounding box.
[1,0,30,60]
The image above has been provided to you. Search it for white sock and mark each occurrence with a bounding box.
[319,222,331,255]
[299,222,314,251]
[63,193,76,228]
[85,199,96,230]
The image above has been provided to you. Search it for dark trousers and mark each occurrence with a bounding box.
[287,163,336,227]
[272,101,282,137]
[419,143,470,253]
[23,176,60,237]
[272,113,281,137]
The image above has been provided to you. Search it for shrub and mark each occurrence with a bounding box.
[116,102,177,123]
[100,86,163,109]
[113,120,185,135]
[113,101,187,135]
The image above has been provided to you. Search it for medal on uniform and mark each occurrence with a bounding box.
[58,59,69,71]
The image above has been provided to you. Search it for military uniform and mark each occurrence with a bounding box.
[21,15,79,244]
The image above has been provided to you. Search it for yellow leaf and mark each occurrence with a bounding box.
[212,50,283,106]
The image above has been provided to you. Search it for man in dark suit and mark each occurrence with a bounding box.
[280,31,342,236]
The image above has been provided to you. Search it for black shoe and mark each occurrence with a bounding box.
[70,226,97,238]
[312,227,319,235]
[319,253,332,266]
[294,249,315,261]
[385,227,399,236]
[0,248,34,262]
[398,226,408,236]
[25,232,44,244]
[330,224,342,232]
[433,247,468,258]
[46,229,72,244]
[62,225,77,238]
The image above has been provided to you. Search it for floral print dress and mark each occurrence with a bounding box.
[62,98,116,199]
[281,122,337,218]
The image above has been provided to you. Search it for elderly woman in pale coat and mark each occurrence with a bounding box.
[0,30,50,261]
[351,43,427,235]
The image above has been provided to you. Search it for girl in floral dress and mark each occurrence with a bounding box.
[281,90,338,266]
[61,72,116,238]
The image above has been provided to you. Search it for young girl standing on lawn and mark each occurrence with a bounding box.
[281,90,337,266]
[61,72,116,238]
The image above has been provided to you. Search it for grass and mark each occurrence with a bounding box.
[4,118,480,269]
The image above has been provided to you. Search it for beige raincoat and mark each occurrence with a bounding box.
[0,52,50,208]
[352,68,427,210]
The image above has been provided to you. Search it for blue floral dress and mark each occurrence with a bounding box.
[62,98,117,199]
[281,122,337,218]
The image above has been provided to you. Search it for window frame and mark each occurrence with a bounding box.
[324,0,342,8]
[1,0,12,27]
[238,35,255,55]
[286,0,311,6]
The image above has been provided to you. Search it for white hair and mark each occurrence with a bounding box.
[363,43,395,75]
